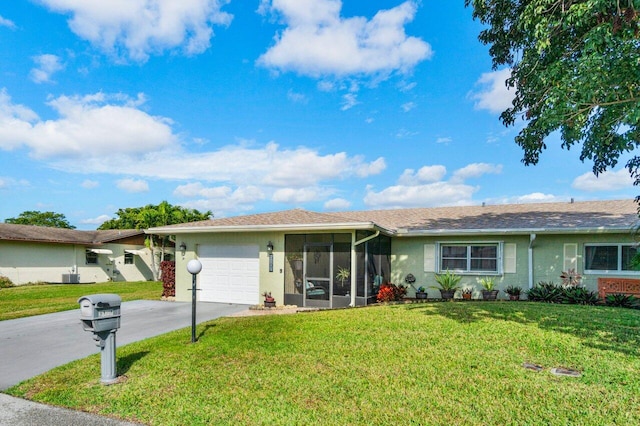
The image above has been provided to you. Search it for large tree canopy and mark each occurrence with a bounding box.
[466,0,640,187]
[5,211,76,229]
[98,201,211,230]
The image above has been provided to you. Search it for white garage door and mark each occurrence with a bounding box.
[198,245,260,304]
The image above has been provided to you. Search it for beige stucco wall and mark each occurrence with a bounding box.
[0,241,154,285]
[174,232,284,303]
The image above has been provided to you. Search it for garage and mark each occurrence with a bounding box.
[197,245,260,304]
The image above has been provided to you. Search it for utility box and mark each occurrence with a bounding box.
[78,294,121,333]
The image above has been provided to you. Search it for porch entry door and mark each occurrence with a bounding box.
[304,243,332,308]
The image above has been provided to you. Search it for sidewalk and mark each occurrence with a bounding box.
[0,300,250,425]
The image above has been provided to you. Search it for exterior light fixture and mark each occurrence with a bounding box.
[186,259,202,343]
[179,242,187,256]
[267,241,274,272]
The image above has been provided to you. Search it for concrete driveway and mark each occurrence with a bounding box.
[0,300,249,425]
[0,300,250,391]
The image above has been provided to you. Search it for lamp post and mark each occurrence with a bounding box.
[186,259,202,343]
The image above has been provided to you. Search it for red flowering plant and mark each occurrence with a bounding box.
[376,283,408,302]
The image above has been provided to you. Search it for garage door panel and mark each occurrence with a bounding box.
[198,245,259,304]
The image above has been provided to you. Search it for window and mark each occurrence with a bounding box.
[85,251,98,264]
[584,244,638,272]
[124,253,134,265]
[440,243,499,273]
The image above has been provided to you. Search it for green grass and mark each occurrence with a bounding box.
[7,302,640,425]
[0,281,162,321]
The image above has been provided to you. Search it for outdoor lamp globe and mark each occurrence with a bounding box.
[187,259,202,275]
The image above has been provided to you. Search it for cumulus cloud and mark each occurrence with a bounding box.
[174,182,265,213]
[30,54,65,84]
[257,0,432,79]
[398,165,447,185]
[451,163,502,183]
[470,68,514,114]
[0,15,16,30]
[0,89,175,158]
[365,163,503,209]
[324,197,351,210]
[116,178,149,193]
[572,169,634,192]
[38,0,233,62]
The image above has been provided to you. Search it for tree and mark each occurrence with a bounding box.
[5,211,76,229]
[99,201,212,280]
[465,0,640,188]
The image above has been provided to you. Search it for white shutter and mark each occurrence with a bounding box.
[563,244,578,271]
[424,244,436,272]
[504,243,517,273]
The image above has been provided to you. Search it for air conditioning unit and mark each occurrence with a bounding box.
[62,273,80,284]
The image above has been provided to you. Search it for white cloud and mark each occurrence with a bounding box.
[341,93,359,110]
[0,176,30,189]
[365,163,503,209]
[401,101,415,112]
[80,214,112,225]
[324,197,351,210]
[81,179,99,189]
[174,182,265,213]
[451,163,502,183]
[488,193,566,205]
[470,68,514,114]
[272,187,330,203]
[0,89,175,159]
[30,54,65,84]
[572,169,634,192]
[435,136,451,144]
[38,0,233,62]
[398,165,447,185]
[116,178,149,193]
[287,90,308,104]
[257,0,432,79]
[365,181,478,209]
[0,15,16,30]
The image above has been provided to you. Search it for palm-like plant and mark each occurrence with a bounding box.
[431,270,462,291]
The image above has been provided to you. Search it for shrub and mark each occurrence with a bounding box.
[605,293,640,309]
[0,275,15,288]
[527,282,563,303]
[377,283,407,302]
[560,286,600,305]
[160,261,175,297]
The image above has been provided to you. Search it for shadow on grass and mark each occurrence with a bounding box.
[197,323,217,341]
[118,350,150,375]
[400,301,640,357]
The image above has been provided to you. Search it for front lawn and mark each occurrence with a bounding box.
[0,281,162,321]
[7,302,640,425]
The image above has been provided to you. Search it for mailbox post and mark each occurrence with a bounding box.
[78,294,122,384]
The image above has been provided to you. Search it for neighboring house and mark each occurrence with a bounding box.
[0,224,156,285]
[147,199,640,308]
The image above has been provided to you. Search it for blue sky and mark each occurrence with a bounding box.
[0,0,636,230]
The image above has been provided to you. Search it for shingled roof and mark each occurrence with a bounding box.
[0,223,143,245]
[148,199,639,236]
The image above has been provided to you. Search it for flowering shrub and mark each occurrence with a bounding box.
[377,283,407,302]
[160,260,175,297]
